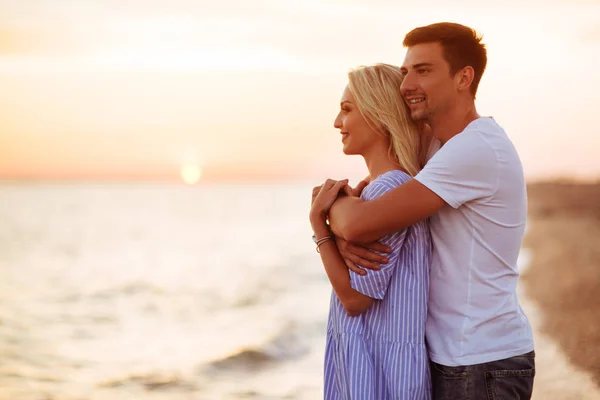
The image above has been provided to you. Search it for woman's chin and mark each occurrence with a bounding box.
[342,144,357,155]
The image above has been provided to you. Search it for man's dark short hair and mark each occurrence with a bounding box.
[403,22,487,97]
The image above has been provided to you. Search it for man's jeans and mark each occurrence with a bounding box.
[430,351,535,400]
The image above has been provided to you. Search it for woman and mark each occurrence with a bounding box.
[310,64,432,399]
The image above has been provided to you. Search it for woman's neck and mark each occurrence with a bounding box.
[363,146,403,182]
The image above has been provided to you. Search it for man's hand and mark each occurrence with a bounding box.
[335,236,391,275]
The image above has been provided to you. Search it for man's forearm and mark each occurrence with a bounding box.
[328,179,446,244]
[328,195,365,241]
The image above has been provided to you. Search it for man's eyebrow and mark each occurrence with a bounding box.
[411,62,434,69]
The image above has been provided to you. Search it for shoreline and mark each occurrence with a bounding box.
[522,181,600,398]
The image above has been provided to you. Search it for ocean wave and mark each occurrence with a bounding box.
[206,349,275,372]
[203,322,310,374]
[99,372,198,392]
[88,282,166,299]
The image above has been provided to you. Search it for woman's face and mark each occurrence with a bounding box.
[333,86,382,156]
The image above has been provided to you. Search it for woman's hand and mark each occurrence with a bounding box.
[351,179,370,197]
[310,179,351,224]
[311,178,367,206]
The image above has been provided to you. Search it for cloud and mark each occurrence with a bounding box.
[560,0,600,3]
[2,0,596,76]
[0,27,39,55]
[580,24,600,43]
[0,25,98,56]
[0,1,401,72]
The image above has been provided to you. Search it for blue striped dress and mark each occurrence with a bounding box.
[324,170,432,400]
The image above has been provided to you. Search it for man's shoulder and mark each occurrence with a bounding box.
[464,117,513,149]
[440,117,517,165]
[465,116,503,133]
[428,126,497,166]
[468,118,523,171]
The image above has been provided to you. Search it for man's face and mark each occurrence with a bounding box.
[400,42,457,122]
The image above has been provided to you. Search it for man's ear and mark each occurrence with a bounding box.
[456,66,475,93]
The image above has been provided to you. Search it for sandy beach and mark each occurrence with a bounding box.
[522,181,600,399]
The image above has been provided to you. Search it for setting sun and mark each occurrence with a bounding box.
[180,164,202,185]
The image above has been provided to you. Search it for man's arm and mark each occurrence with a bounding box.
[328,179,446,244]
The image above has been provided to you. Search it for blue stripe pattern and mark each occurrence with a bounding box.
[324,170,432,399]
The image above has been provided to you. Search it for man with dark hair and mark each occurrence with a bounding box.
[323,22,535,399]
[402,22,487,97]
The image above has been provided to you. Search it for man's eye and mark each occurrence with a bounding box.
[418,69,429,74]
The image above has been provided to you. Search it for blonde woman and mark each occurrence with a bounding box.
[310,64,432,399]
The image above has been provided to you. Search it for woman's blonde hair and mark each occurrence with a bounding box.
[347,63,429,176]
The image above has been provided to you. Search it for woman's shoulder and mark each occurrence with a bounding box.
[373,170,411,187]
[363,170,411,200]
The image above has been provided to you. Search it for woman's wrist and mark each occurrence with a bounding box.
[310,216,330,239]
[309,208,326,224]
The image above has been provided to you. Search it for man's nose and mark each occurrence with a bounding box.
[400,71,417,92]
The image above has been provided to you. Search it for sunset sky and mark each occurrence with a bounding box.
[1,0,599,182]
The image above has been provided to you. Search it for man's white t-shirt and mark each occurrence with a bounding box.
[415,117,534,366]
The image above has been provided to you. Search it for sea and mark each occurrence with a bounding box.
[0,182,534,400]
[0,182,331,400]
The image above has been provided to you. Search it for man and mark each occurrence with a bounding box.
[323,22,535,399]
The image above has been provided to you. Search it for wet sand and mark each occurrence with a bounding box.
[522,181,600,399]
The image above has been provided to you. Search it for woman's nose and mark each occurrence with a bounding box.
[333,112,343,129]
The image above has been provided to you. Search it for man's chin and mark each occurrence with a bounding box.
[411,110,427,122]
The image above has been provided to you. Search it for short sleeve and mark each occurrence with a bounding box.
[415,130,499,209]
[349,171,409,300]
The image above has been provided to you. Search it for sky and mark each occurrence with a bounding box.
[1,0,599,183]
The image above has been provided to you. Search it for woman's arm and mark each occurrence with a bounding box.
[311,216,374,317]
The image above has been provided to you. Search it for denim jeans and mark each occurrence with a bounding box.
[430,351,535,400]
